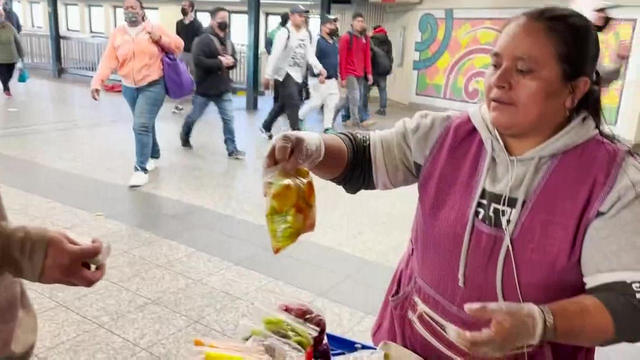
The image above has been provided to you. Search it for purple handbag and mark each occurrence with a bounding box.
[162,53,194,99]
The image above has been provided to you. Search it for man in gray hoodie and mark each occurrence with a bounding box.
[0,192,105,359]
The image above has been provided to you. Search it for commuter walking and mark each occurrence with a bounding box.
[299,14,341,134]
[91,0,184,187]
[172,0,203,114]
[365,25,393,116]
[260,5,326,139]
[1,0,20,33]
[338,12,373,129]
[266,12,288,55]
[0,8,23,98]
[180,7,245,160]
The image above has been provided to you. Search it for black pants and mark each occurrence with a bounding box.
[262,73,303,131]
[0,63,16,92]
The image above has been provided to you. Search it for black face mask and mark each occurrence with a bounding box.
[180,7,189,17]
[329,28,339,38]
[2,2,9,10]
[216,21,228,32]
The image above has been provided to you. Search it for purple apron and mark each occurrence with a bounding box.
[372,114,625,359]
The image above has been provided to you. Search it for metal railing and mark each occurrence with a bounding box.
[20,31,257,86]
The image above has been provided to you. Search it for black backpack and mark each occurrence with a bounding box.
[371,43,392,76]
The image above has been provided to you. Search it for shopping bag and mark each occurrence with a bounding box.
[161,53,194,99]
[17,68,29,83]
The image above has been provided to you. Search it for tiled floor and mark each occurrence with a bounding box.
[4,186,370,358]
[2,73,639,359]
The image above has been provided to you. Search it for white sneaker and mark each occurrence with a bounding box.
[146,159,157,172]
[128,171,149,187]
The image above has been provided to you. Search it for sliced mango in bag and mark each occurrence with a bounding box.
[265,168,316,254]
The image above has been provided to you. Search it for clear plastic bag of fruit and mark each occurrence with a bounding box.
[264,167,316,254]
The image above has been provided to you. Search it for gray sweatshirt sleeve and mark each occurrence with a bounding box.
[370,110,457,190]
[581,155,640,342]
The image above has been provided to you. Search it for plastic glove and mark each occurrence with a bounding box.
[16,60,24,70]
[264,132,325,174]
[447,302,544,358]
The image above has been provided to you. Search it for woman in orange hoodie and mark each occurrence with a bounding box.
[91,0,183,187]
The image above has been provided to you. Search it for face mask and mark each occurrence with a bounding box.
[329,28,339,37]
[216,21,228,32]
[1,3,8,10]
[124,11,141,26]
[180,7,189,17]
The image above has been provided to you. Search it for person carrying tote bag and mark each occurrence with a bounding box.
[90,0,183,188]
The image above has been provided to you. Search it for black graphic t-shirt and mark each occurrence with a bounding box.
[475,189,518,229]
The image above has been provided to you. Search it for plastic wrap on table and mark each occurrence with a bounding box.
[264,168,316,254]
[191,338,271,360]
[238,304,319,359]
[279,303,330,360]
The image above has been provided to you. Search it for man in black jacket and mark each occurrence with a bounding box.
[180,7,245,160]
[365,25,393,116]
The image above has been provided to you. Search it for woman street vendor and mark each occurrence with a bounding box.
[265,7,640,359]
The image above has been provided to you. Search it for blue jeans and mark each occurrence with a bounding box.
[181,92,238,155]
[122,79,166,173]
[365,75,388,111]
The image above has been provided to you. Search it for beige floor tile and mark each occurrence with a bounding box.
[113,262,195,301]
[132,350,160,359]
[26,280,110,304]
[346,315,377,345]
[199,298,254,337]
[27,290,58,313]
[64,281,151,325]
[37,327,141,360]
[103,303,192,349]
[128,239,195,265]
[34,306,98,354]
[254,280,317,305]
[162,251,231,281]
[202,266,273,298]
[155,282,238,322]
[311,298,367,337]
[146,322,221,359]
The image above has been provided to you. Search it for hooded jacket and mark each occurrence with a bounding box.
[0,191,48,359]
[334,104,640,343]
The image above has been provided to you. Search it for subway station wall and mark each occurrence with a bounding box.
[384,3,640,143]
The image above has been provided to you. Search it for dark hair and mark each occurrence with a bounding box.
[210,6,229,19]
[352,12,364,21]
[519,7,604,134]
[133,0,146,21]
[280,12,289,27]
[186,0,195,11]
[373,25,381,30]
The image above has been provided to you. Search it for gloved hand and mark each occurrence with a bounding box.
[264,132,325,174]
[447,302,544,358]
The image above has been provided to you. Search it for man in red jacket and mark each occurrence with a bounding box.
[339,12,373,128]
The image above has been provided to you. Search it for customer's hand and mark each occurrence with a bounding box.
[219,55,235,68]
[147,28,162,43]
[265,132,325,174]
[367,74,374,85]
[91,88,101,101]
[39,230,106,287]
[447,302,544,358]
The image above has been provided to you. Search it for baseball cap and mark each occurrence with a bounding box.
[290,5,310,14]
[321,14,338,25]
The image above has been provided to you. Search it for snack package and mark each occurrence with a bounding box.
[239,304,320,359]
[279,303,330,360]
[265,168,316,254]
